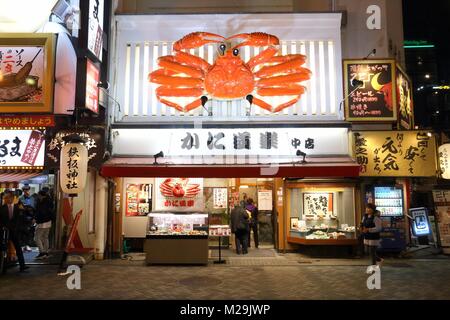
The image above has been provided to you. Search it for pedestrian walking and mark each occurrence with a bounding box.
[19,185,36,252]
[0,191,29,272]
[361,203,384,266]
[230,201,250,255]
[34,191,54,259]
[246,198,259,248]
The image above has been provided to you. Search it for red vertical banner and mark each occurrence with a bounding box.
[20,130,44,166]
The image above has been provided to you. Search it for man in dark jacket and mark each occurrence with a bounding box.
[246,198,259,248]
[0,191,28,272]
[230,201,250,255]
[34,191,54,259]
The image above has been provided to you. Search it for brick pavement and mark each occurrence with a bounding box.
[0,253,449,300]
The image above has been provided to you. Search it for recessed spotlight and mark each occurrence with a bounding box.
[425,74,430,79]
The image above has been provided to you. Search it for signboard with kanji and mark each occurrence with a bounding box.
[354,131,437,177]
[439,144,450,179]
[0,115,54,128]
[396,65,414,130]
[0,34,55,113]
[344,59,397,121]
[303,193,334,217]
[155,178,204,212]
[0,129,45,169]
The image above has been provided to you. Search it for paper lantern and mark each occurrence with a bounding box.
[439,144,450,180]
[60,142,88,195]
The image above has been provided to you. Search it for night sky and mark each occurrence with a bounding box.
[403,0,450,83]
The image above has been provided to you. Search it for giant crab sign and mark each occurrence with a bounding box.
[148,32,311,113]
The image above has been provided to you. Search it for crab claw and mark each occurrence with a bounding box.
[173,32,225,51]
[227,32,280,49]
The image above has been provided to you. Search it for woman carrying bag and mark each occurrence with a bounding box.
[361,203,384,266]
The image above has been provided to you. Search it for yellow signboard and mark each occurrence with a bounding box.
[353,131,437,177]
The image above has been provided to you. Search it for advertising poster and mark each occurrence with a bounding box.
[85,59,99,113]
[258,190,273,211]
[354,131,437,177]
[0,129,45,169]
[303,193,334,217]
[344,59,397,121]
[155,178,204,212]
[432,190,450,251]
[0,34,55,113]
[396,65,414,130]
[126,184,152,217]
[213,188,228,209]
[88,0,104,61]
[409,207,431,237]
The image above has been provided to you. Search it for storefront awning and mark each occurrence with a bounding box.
[0,171,43,188]
[101,157,360,178]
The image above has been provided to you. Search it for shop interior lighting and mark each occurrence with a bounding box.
[427,132,433,137]
[239,185,249,189]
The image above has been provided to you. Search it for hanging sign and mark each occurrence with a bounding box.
[0,129,45,169]
[155,178,204,212]
[439,144,450,179]
[354,131,437,177]
[344,59,396,121]
[60,143,88,195]
[87,0,104,61]
[0,34,55,113]
[396,65,414,130]
[85,59,99,113]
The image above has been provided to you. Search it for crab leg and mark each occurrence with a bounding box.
[149,71,203,88]
[250,96,274,112]
[173,32,225,51]
[158,56,204,78]
[256,58,310,78]
[257,85,306,97]
[247,46,278,70]
[265,54,307,64]
[256,73,311,87]
[173,51,211,73]
[227,32,279,49]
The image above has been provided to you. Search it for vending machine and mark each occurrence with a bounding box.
[366,185,407,253]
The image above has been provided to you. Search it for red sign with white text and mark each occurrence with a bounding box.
[0,115,55,127]
[85,59,99,113]
[21,130,45,166]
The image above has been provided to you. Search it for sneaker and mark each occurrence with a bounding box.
[34,253,45,260]
[23,246,32,252]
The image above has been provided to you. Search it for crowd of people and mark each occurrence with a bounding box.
[0,185,54,272]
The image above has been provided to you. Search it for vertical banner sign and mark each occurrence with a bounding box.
[85,59,99,113]
[21,130,45,165]
[439,144,450,179]
[88,0,104,61]
[354,131,437,177]
[344,60,397,121]
[155,178,204,212]
[60,143,88,195]
[396,65,414,130]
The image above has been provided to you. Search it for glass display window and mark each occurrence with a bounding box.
[147,213,208,236]
[289,186,356,240]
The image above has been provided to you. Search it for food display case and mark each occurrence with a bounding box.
[289,217,357,244]
[144,213,209,265]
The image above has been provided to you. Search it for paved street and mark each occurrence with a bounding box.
[1,249,449,300]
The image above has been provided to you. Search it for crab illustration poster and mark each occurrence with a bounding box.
[155,178,204,212]
[0,46,44,103]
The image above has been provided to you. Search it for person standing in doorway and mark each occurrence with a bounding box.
[34,191,54,259]
[246,198,259,249]
[0,191,28,272]
[230,201,250,255]
[19,185,36,252]
[361,203,384,266]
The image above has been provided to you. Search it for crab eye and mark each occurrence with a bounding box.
[233,48,239,56]
[219,44,226,55]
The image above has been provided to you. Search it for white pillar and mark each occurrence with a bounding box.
[94,173,107,260]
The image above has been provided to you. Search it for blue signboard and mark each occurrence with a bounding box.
[409,207,431,237]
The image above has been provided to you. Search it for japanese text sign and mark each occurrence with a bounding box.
[60,143,88,195]
[354,131,437,177]
[88,0,104,61]
[439,144,450,179]
[155,178,204,212]
[344,59,397,121]
[0,129,45,169]
[85,59,99,113]
[303,193,334,217]
[0,115,55,128]
[0,34,55,113]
